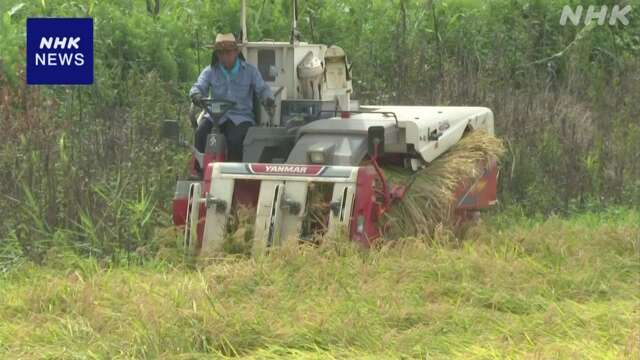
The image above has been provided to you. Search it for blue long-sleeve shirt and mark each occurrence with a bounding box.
[189,59,273,126]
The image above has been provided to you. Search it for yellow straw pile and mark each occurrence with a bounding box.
[382,130,505,239]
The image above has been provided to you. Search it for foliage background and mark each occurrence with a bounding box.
[0,0,639,263]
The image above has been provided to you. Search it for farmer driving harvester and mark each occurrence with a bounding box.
[189,33,275,163]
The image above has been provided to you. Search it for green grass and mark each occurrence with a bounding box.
[1,208,638,359]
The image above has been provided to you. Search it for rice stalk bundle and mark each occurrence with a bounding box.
[382,130,505,239]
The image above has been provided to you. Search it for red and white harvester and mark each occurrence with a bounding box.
[165,1,498,256]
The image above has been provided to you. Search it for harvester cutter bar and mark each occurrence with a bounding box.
[198,163,360,256]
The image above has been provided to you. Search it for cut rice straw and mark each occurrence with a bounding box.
[382,130,505,239]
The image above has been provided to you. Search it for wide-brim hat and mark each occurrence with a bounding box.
[205,33,244,50]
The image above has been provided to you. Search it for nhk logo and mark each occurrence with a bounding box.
[27,18,93,85]
[36,37,85,66]
[560,5,632,26]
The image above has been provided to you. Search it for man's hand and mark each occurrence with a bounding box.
[190,92,204,107]
[264,97,276,116]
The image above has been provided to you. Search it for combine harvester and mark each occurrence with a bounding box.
[164,0,501,256]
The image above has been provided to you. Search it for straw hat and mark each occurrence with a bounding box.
[206,33,244,50]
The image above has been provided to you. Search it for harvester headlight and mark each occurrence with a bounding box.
[307,144,332,164]
[308,150,326,164]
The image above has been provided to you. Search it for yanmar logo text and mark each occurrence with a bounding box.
[27,18,93,85]
[265,165,309,174]
[248,164,325,176]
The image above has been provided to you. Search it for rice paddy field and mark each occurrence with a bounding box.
[1,208,638,359]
